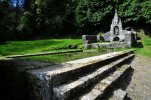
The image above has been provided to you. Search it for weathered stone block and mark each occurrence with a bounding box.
[82,35,98,44]
[103,32,111,41]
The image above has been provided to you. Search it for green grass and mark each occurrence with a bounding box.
[134,33,151,57]
[21,51,105,64]
[0,31,151,64]
[0,39,82,56]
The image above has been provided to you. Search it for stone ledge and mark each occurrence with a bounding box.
[29,50,134,75]
[53,55,134,100]
[84,42,129,49]
[6,49,83,58]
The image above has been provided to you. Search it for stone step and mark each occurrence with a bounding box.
[29,50,134,87]
[53,54,134,100]
[80,65,131,100]
[28,50,134,100]
[109,89,127,100]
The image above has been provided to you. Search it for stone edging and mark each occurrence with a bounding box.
[5,49,83,58]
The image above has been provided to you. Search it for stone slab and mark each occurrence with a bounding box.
[109,89,127,100]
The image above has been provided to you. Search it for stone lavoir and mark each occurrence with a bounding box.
[28,50,135,100]
[82,10,139,49]
[1,50,135,100]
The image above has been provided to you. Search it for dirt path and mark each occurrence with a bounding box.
[126,55,151,100]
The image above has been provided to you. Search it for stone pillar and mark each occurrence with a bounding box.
[124,32,135,47]
[82,35,87,45]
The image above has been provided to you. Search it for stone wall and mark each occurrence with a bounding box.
[0,59,54,100]
[0,59,29,100]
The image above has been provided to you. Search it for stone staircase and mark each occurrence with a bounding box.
[28,50,135,100]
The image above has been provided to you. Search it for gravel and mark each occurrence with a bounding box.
[126,55,151,100]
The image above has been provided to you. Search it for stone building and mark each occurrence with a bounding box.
[82,10,138,49]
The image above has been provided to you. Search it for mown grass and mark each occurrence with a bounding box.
[0,31,151,63]
[134,32,151,57]
[0,39,82,56]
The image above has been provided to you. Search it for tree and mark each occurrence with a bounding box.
[75,0,113,33]
[140,0,151,23]
[1,0,151,41]
[0,0,15,42]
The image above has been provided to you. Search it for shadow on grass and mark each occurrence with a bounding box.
[133,42,144,48]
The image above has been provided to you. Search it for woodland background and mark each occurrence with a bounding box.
[0,0,151,42]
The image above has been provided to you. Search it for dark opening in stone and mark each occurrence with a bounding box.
[113,37,120,41]
[114,26,119,35]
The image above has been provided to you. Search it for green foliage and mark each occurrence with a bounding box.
[75,0,113,28]
[117,0,140,22]
[18,11,33,33]
[97,32,103,36]
[0,0,22,42]
[1,0,151,41]
[140,1,151,23]
[117,0,151,23]
[20,0,75,35]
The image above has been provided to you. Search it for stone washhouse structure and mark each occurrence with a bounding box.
[82,10,138,49]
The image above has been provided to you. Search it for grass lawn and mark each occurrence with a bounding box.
[0,31,151,63]
[0,39,82,56]
[134,34,151,58]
